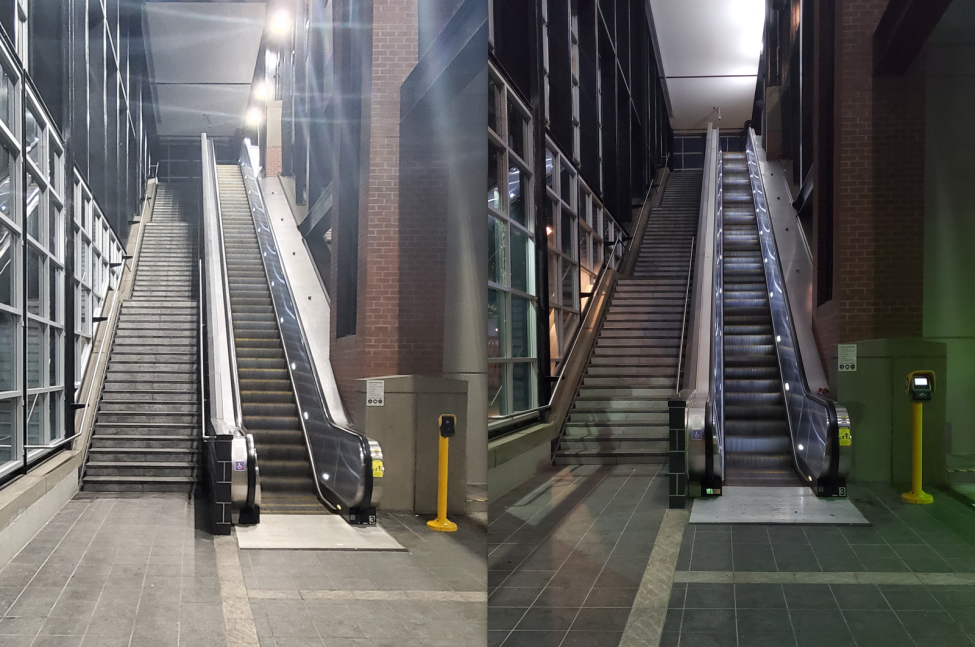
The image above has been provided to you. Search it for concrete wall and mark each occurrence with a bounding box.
[923,43,975,456]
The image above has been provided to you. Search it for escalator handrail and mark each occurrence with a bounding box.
[743,131,839,484]
[708,140,726,483]
[201,134,246,436]
[236,140,376,514]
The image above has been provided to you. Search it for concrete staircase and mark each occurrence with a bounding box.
[555,172,702,465]
[82,184,200,493]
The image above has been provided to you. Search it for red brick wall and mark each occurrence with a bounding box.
[813,0,926,374]
[330,0,424,423]
[266,146,282,177]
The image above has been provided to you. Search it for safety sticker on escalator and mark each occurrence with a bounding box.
[839,428,852,446]
[372,459,385,478]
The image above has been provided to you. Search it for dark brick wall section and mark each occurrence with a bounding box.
[813,0,926,376]
[330,0,426,423]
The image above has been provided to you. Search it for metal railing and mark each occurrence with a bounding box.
[236,140,381,522]
[674,236,696,393]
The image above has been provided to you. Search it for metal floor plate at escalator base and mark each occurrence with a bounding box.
[721,152,804,487]
[689,486,869,525]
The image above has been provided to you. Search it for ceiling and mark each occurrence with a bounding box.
[145,2,266,138]
[649,0,766,130]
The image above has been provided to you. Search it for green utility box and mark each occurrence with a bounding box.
[834,338,947,486]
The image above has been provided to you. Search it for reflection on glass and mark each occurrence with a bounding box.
[560,166,573,206]
[49,265,59,323]
[26,175,40,241]
[548,309,559,369]
[0,147,11,222]
[49,198,60,259]
[545,198,555,246]
[548,252,559,304]
[27,247,41,315]
[0,69,14,128]
[49,329,59,388]
[545,148,554,187]
[508,165,527,227]
[0,311,16,392]
[579,234,591,272]
[488,363,506,417]
[49,392,61,443]
[26,107,41,169]
[562,262,576,308]
[488,288,505,359]
[511,295,533,358]
[512,362,533,413]
[488,144,500,210]
[0,222,14,306]
[27,320,43,388]
[507,99,525,160]
[563,312,579,348]
[0,398,15,465]
[26,393,43,447]
[510,229,531,294]
[488,216,505,285]
[561,213,574,256]
[488,77,498,133]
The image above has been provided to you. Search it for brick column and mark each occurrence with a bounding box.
[813,0,926,377]
[330,0,426,421]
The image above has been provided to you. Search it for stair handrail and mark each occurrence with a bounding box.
[201,134,244,437]
[674,236,696,393]
[547,233,626,404]
[236,139,381,523]
[743,130,847,494]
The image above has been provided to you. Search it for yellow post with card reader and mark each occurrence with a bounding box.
[427,414,458,532]
[902,371,935,505]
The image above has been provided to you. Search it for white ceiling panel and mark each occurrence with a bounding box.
[650,0,765,129]
[146,2,265,136]
[666,76,758,130]
[155,83,252,137]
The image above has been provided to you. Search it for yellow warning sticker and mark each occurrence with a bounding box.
[372,459,385,478]
[839,428,852,446]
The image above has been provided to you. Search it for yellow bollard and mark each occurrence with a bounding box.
[428,415,458,532]
[902,372,934,505]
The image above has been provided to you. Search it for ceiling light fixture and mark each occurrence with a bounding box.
[271,10,291,35]
[246,107,262,127]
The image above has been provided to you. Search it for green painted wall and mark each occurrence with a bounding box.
[923,43,975,456]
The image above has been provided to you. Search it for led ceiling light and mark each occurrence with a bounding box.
[254,82,267,100]
[246,107,262,126]
[271,11,291,35]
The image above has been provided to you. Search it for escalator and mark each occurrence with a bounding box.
[201,137,381,524]
[686,127,849,497]
[217,165,320,514]
[720,152,801,486]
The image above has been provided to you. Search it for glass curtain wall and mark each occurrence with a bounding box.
[0,41,20,478]
[488,67,538,419]
[24,89,64,462]
[0,31,124,481]
[72,175,123,391]
[545,142,620,376]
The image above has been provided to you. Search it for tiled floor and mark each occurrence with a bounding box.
[0,495,225,647]
[488,464,668,647]
[677,485,975,574]
[663,483,975,646]
[245,513,487,647]
[0,496,487,647]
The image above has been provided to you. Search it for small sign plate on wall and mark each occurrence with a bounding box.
[366,380,385,407]
[838,344,857,372]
